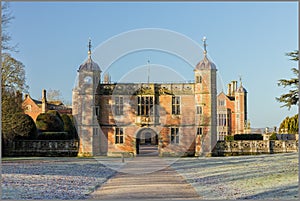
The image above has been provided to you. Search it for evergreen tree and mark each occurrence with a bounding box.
[276,50,299,109]
[36,112,64,132]
[279,114,298,134]
[12,114,37,140]
[1,3,28,143]
[1,91,23,142]
[61,114,77,139]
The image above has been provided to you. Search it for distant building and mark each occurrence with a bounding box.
[217,80,248,140]
[22,89,72,121]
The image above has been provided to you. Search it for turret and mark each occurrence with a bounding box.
[72,39,102,156]
[234,78,247,134]
[194,36,217,157]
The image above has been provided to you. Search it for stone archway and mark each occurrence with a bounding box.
[136,128,158,156]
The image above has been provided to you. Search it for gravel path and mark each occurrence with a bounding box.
[90,156,201,200]
[170,153,299,200]
[1,157,121,200]
[2,153,298,200]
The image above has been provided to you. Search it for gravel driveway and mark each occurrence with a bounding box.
[2,153,298,200]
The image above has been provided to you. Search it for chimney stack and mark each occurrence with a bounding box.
[227,83,231,96]
[42,89,47,113]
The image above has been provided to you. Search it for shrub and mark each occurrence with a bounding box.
[36,112,64,132]
[47,110,63,122]
[234,134,263,140]
[225,136,234,141]
[61,114,78,139]
[13,114,38,140]
[269,133,278,140]
[37,132,69,140]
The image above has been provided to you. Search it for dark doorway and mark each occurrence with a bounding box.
[136,128,158,156]
[145,132,152,144]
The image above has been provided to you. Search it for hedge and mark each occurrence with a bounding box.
[36,112,64,132]
[61,114,78,139]
[269,133,278,140]
[225,136,234,141]
[234,134,263,140]
[37,132,69,140]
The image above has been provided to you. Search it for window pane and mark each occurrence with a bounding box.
[115,135,119,143]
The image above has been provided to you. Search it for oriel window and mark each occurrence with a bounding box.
[137,96,154,116]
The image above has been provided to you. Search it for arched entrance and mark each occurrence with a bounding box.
[136,128,158,156]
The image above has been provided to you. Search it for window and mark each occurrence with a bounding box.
[172,96,180,115]
[196,106,203,114]
[196,75,202,83]
[218,114,227,126]
[93,106,100,116]
[25,105,32,112]
[137,96,154,116]
[197,127,203,135]
[114,97,124,115]
[218,100,225,106]
[170,127,179,144]
[115,128,124,144]
[93,127,99,136]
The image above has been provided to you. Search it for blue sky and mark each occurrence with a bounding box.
[7,1,298,128]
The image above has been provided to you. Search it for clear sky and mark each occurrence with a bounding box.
[7,1,298,129]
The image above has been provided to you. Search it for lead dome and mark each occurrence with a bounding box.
[78,39,101,72]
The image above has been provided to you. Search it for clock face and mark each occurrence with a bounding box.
[84,76,92,84]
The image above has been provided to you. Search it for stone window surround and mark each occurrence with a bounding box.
[172,96,181,115]
[115,127,124,144]
[170,127,180,144]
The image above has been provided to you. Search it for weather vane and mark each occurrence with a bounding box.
[202,36,207,53]
[88,38,92,53]
[239,75,243,86]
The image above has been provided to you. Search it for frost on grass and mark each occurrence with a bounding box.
[171,153,298,200]
[1,158,119,200]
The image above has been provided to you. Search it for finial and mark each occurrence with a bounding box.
[88,38,92,58]
[147,59,150,83]
[239,75,243,86]
[202,36,207,55]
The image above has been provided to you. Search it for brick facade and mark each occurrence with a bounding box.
[22,90,72,121]
[217,80,248,140]
[72,40,246,157]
